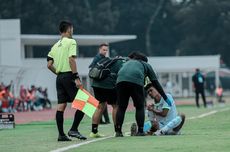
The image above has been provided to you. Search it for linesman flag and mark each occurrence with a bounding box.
[72,89,99,118]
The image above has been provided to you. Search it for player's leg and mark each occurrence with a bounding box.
[62,73,86,140]
[103,105,110,123]
[160,116,183,135]
[90,87,107,138]
[56,103,71,141]
[131,84,145,136]
[115,82,130,137]
[143,111,158,135]
[68,109,86,140]
[106,88,118,125]
[107,88,118,134]
[90,102,106,137]
[56,74,71,141]
[195,90,200,108]
[111,104,117,124]
[148,120,159,135]
[173,113,185,133]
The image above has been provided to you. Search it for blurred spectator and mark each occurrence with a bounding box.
[30,85,43,111]
[216,85,224,103]
[192,68,207,108]
[42,88,52,109]
[0,87,15,113]
[18,85,27,111]
[7,80,15,96]
[0,89,8,112]
[0,82,5,91]
[5,86,16,113]
[1,82,52,113]
[209,83,215,96]
[165,79,173,95]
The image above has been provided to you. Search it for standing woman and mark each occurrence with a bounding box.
[115,52,172,137]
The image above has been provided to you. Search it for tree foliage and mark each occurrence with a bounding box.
[0,0,230,65]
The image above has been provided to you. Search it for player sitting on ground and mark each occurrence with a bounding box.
[131,83,185,136]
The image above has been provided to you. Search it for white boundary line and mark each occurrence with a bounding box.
[50,107,230,152]
[50,136,113,152]
[187,110,217,120]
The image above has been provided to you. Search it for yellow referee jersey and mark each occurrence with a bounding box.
[48,37,78,73]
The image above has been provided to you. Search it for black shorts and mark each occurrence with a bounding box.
[56,72,78,104]
[116,81,145,109]
[93,87,117,105]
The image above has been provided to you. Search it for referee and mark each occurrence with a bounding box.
[47,21,86,141]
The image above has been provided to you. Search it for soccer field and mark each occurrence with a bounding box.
[0,104,230,152]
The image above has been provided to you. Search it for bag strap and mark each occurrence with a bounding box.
[104,57,124,68]
[97,57,112,66]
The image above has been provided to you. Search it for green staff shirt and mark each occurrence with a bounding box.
[117,59,157,86]
[48,37,77,73]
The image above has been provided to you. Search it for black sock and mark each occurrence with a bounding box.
[92,124,98,134]
[115,125,122,133]
[56,111,65,136]
[70,110,84,131]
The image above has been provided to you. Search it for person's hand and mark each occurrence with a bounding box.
[75,78,83,89]
[147,104,154,111]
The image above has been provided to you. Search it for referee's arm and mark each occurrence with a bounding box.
[69,55,82,88]
[69,56,77,74]
[47,56,57,75]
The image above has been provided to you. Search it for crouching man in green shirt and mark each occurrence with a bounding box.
[115,52,173,137]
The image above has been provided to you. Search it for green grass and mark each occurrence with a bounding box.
[0,104,230,152]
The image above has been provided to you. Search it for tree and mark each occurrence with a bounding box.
[145,0,166,56]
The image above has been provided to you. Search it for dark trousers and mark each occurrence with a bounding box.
[195,89,207,108]
[116,81,145,133]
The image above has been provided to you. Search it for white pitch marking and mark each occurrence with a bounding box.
[51,107,230,152]
[50,136,113,152]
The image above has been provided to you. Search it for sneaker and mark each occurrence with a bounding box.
[115,132,124,137]
[90,132,104,138]
[68,130,87,140]
[58,135,72,142]
[165,130,179,135]
[176,131,181,135]
[135,132,145,136]
[170,130,181,135]
[130,123,137,136]
[153,130,164,136]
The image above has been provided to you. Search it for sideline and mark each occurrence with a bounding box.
[50,136,112,152]
[50,107,230,152]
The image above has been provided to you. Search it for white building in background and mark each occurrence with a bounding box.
[0,19,136,100]
[0,19,220,101]
[150,55,220,97]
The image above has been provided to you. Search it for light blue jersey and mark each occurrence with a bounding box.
[152,94,178,128]
[145,93,183,134]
